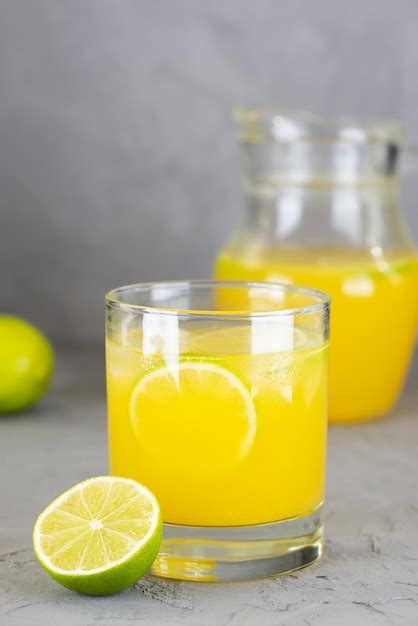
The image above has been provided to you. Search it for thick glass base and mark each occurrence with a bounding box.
[151,506,323,582]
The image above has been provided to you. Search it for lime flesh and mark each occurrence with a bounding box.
[33,476,162,596]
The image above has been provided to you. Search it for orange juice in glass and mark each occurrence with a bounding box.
[106,281,329,581]
[215,108,418,423]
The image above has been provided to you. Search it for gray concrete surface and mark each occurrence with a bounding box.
[1,349,417,625]
[2,0,418,344]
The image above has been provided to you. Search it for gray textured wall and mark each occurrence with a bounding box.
[2,0,418,345]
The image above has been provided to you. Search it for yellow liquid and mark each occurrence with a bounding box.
[215,249,418,423]
[106,327,328,527]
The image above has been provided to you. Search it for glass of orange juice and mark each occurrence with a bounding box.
[106,280,330,581]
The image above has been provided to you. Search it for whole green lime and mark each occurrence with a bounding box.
[0,315,54,413]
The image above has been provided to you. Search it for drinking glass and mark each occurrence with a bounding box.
[106,280,330,581]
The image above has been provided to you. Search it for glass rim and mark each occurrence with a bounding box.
[234,106,405,145]
[105,280,330,318]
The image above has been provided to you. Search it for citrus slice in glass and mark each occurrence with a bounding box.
[33,476,162,596]
[130,361,257,473]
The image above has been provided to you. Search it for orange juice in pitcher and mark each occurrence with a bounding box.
[215,109,418,423]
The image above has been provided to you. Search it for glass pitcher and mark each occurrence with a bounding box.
[214,108,418,423]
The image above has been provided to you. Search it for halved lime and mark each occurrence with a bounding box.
[33,476,162,596]
[130,360,257,473]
